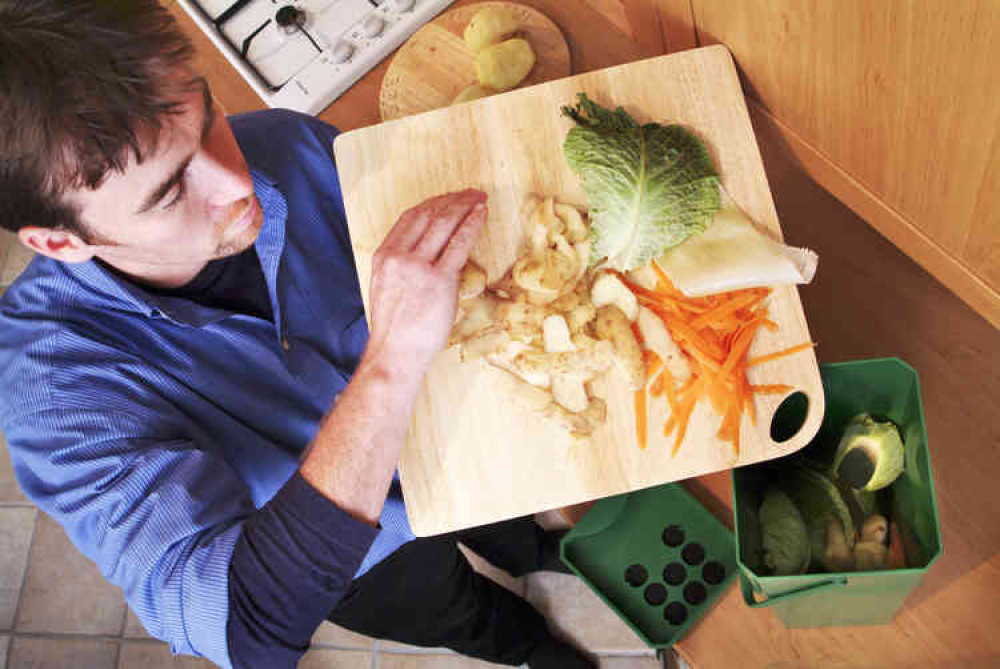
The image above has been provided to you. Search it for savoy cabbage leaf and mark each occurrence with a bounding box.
[561,93,721,271]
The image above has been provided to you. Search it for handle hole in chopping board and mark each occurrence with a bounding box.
[769,391,809,443]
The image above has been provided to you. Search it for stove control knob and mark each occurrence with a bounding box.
[361,14,386,38]
[391,0,415,13]
[330,40,354,64]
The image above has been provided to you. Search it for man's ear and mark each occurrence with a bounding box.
[18,226,95,263]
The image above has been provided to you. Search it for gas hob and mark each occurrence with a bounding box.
[177,0,454,115]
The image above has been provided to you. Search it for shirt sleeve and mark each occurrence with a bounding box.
[3,404,376,668]
[227,472,378,669]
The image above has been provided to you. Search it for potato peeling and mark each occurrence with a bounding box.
[448,197,646,436]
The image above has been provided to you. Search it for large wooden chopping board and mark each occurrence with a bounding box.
[334,45,824,536]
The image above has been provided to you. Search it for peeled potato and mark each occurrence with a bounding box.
[452,84,497,105]
[463,7,520,53]
[475,38,535,92]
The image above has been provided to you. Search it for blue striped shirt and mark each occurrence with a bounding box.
[0,110,415,667]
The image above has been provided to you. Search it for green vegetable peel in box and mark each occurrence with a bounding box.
[561,94,818,295]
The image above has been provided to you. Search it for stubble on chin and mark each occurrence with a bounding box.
[214,198,263,258]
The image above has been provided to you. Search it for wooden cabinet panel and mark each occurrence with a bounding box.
[688,0,1000,327]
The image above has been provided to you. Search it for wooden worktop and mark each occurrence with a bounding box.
[168,1,1000,665]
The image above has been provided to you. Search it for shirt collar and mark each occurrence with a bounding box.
[67,167,289,327]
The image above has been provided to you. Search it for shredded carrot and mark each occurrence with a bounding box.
[650,261,672,289]
[669,378,701,455]
[644,350,663,372]
[626,264,815,456]
[649,371,666,396]
[750,383,794,394]
[746,342,816,367]
[690,290,768,329]
[658,366,678,407]
[634,389,648,450]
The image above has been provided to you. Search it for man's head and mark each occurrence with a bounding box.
[0,0,263,287]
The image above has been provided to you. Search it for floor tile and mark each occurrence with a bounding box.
[0,432,31,504]
[118,641,215,668]
[0,507,37,630]
[523,572,648,654]
[297,648,372,668]
[8,637,117,669]
[378,653,507,668]
[597,655,660,668]
[1,242,33,285]
[16,514,126,634]
[124,608,152,639]
[311,621,374,649]
[377,640,456,654]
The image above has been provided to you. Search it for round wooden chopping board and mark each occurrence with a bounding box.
[379,2,571,121]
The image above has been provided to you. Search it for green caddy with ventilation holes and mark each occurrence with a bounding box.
[559,482,738,649]
[733,358,943,627]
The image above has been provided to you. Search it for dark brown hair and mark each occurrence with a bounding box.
[0,0,197,235]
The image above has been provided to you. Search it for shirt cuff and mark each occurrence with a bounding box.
[273,472,380,552]
[226,472,379,669]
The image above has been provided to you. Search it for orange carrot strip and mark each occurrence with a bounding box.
[664,415,676,437]
[690,290,770,329]
[746,342,816,367]
[671,394,698,456]
[658,366,678,409]
[650,372,666,396]
[661,315,726,362]
[650,262,682,294]
[667,376,702,455]
[721,318,766,377]
[634,389,647,451]
[645,352,663,379]
[611,271,663,302]
[737,373,756,428]
[637,291,698,314]
[750,383,794,394]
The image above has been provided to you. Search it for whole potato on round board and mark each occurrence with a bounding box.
[475,38,536,92]
[463,6,520,53]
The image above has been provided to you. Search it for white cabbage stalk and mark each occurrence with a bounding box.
[655,192,818,297]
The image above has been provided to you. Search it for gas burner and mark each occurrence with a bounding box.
[178,0,455,115]
[275,5,308,33]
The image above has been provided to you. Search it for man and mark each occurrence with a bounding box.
[0,2,595,667]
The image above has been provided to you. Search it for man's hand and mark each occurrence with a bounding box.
[301,189,488,524]
[363,188,488,377]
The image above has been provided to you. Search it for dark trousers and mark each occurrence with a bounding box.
[328,516,553,666]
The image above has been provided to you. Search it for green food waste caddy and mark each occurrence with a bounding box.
[733,358,942,628]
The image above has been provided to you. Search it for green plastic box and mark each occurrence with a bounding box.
[733,358,942,627]
[560,483,737,648]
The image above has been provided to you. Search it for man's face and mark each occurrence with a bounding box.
[60,77,263,287]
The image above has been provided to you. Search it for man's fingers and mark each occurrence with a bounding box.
[380,189,485,254]
[378,204,433,254]
[411,190,486,260]
[436,202,487,273]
